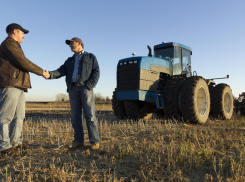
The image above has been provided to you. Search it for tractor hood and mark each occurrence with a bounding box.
[117,56,170,71]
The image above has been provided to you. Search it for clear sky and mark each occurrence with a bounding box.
[0,0,244,101]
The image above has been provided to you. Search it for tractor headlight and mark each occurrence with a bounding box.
[134,60,137,63]
[129,61,133,64]
[119,62,123,66]
[124,62,127,65]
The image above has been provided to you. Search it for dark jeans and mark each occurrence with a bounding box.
[68,84,99,144]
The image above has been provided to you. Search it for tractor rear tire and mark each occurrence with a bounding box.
[180,76,210,124]
[124,101,154,120]
[112,90,127,119]
[210,84,233,119]
[163,77,185,120]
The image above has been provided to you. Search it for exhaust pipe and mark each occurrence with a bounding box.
[147,45,152,57]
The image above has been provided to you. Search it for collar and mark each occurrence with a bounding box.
[74,50,84,56]
[7,36,21,46]
[7,36,18,43]
[73,50,86,57]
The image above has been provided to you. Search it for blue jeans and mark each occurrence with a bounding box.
[0,88,25,151]
[68,84,99,144]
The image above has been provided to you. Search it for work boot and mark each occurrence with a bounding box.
[91,143,99,150]
[1,148,19,156]
[68,142,84,149]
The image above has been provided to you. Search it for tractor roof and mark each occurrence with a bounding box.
[154,42,192,52]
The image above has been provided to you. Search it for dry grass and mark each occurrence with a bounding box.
[26,102,112,111]
[1,109,245,181]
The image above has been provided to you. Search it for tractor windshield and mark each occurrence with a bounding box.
[154,47,181,75]
[154,47,174,60]
[154,47,191,76]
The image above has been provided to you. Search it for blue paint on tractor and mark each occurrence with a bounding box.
[118,56,169,70]
[116,90,156,103]
[139,57,169,70]
[116,90,164,109]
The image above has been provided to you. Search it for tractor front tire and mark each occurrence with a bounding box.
[112,90,127,119]
[163,77,185,120]
[180,76,210,124]
[124,101,153,120]
[210,84,233,119]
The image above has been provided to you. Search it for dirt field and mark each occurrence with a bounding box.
[0,103,245,181]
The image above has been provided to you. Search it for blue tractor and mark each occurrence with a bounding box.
[112,42,233,124]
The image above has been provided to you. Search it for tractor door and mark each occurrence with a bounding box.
[181,49,192,77]
[172,47,192,76]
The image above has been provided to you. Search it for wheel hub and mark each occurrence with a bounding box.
[197,87,207,116]
[224,92,231,113]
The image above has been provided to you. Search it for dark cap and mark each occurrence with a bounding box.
[6,23,29,34]
[65,37,83,46]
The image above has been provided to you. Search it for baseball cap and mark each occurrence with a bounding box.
[65,37,83,47]
[6,23,29,34]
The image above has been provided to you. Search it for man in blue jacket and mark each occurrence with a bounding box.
[48,37,100,150]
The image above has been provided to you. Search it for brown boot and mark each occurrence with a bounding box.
[1,148,19,156]
[91,143,99,150]
[68,142,84,149]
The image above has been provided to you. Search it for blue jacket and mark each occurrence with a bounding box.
[49,51,100,91]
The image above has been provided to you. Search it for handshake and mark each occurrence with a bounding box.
[43,70,50,79]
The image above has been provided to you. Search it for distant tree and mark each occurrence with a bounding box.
[94,93,111,103]
[55,92,110,102]
[55,93,69,102]
[105,96,111,102]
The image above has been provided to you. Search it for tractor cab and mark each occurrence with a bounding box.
[154,42,192,77]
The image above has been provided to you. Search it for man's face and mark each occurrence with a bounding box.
[15,30,25,43]
[69,41,80,52]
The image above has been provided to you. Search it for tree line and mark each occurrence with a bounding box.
[55,93,111,102]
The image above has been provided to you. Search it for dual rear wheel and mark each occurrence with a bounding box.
[164,76,233,124]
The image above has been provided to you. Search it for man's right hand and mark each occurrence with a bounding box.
[43,70,50,79]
